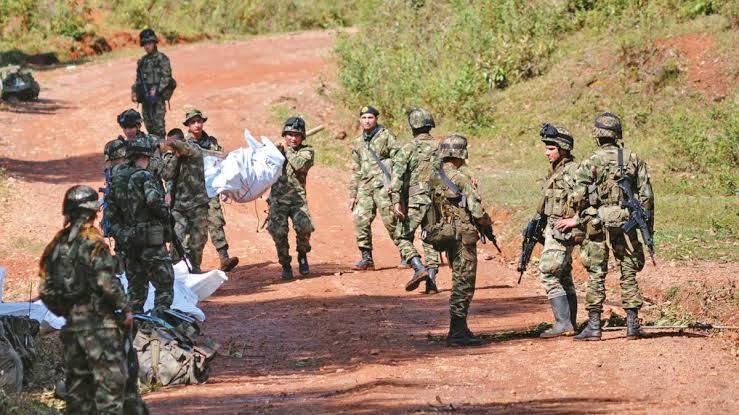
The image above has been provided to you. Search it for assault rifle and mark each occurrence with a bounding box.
[617,148,656,266]
[476,221,502,254]
[98,167,113,237]
[168,211,193,273]
[135,64,158,106]
[516,213,546,284]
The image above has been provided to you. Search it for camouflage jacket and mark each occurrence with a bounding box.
[435,162,488,225]
[269,144,314,205]
[132,50,172,100]
[161,140,209,211]
[540,156,579,221]
[39,223,128,331]
[188,131,223,153]
[389,133,439,206]
[349,126,398,198]
[573,143,654,225]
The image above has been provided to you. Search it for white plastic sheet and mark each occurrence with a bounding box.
[206,129,285,202]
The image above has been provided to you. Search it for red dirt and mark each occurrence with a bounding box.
[1,30,737,414]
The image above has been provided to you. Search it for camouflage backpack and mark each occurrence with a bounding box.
[39,235,88,317]
[588,147,635,229]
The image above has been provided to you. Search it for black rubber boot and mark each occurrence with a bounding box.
[398,258,411,269]
[446,315,483,347]
[217,248,239,272]
[423,268,439,294]
[626,308,644,340]
[566,292,578,329]
[298,253,309,276]
[353,249,375,270]
[540,296,575,338]
[574,310,602,341]
[281,264,294,280]
[404,256,429,291]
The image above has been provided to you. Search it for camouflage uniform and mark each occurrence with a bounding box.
[107,143,174,313]
[267,131,315,274]
[161,139,210,273]
[39,186,144,415]
[349,125,401,256]
[132,48,172,137]
[574,113,654,340]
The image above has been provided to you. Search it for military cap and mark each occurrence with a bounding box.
[359,106,380,117]
[139,28,158,46]
[63,185,100,217]
[183,108,208,126]
[117,109,142,128]
[539,123,574,151]
[407,107,436,130]
[593,112,622,140]
[439,133,468,160]
[282,116,306,137]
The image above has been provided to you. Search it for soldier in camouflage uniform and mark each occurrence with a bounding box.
[39,185,148,415]
[535,124,583,338]
[349,105,403,270]
[161,128,210,273]
[267,116,315,280]
[390,107,441,294]
[107,139,174,313]
[184,109,239,272]
[431,134,492,347]
[568,113,654,341]
[131,29,173,138]
[106,109,165,178]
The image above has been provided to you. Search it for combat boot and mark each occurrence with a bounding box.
[298,252,309,276]
[574,310,602,341]
[567,292,578,329]
[353,249,375,270]
[540,296,575,338]
[446,315,483,347]
[423,268,440,294]
[404,256,429,291]
[281,264,294,280]
[217,248,239,272]
[626,308,644,340]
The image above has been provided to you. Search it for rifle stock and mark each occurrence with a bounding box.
[516,213,546,284]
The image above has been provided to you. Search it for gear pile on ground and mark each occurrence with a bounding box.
[0,67,40,101]
[0,316,39,393]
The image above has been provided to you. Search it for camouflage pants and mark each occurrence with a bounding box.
[172,204,209,271]
[142,99,166,138]
[396,201,440,268]
[538,225,577,299]
[122,328,149,415]
[125,245,174,312]
[446,227,478,319]
[207,197,229,252]
[267,201,314,267]
[580,228,645,311]
[352,186,400,251]
[61,327,127,415]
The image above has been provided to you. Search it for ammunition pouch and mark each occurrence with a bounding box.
[422,221,457,251]
[408,183,430,197]
[597,205,630,229]
[134,221,166,246]
[551,225,585,246]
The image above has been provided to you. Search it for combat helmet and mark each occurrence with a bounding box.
[63,185,100,217]
[139,28,158,46]
[126,138,154,159]
[282,116,306,137]
[593,112,622,141]
[539,123,574,151]
[407,107,435,130]
[104,139,127,162]
[118,109,142,128]
[439,133,468,160]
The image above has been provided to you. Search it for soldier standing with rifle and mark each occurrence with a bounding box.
[131,28,173,139]
[349,105,403,271]
[568,112,655,341]
[532,124,583,338]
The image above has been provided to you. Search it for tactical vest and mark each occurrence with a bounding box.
[422,169,476,250]
[588,146,635,228]
[542,159,576,219]
[110,165,168,247]
[407,136,438,197]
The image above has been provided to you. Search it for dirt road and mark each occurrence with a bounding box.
[0,30,736,414]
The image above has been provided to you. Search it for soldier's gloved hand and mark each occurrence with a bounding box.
[393,203,406,220]
[555,217,577,230]
[477,213,492,227]
[123,311,133,330]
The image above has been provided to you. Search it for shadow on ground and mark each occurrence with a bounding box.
[0,152,103,183]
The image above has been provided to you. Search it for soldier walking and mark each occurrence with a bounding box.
[161,127,210,274]
[535,124,583,338]
[349,105,403,270]
[107,139,175,313]
[568,113,655,341]
[39,185,148,414]
[131,29,173,138]
[267,117,315,280]
[184,109,239,272]
[390,107,441,293]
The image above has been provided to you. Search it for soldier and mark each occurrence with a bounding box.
[267,116,315,280]
[131,28,173,138]
[390,107,441,294]
[160,128,210,273]
[348,105,403,270]
[39,185,148,414]
[184,109,239,271]
[107,109,164,178]
[565,112,654,341]
[430,134,492,347]
[535,124,583,338]
[107,139,175,313]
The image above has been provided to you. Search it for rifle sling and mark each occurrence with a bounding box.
[365,141,392,186]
